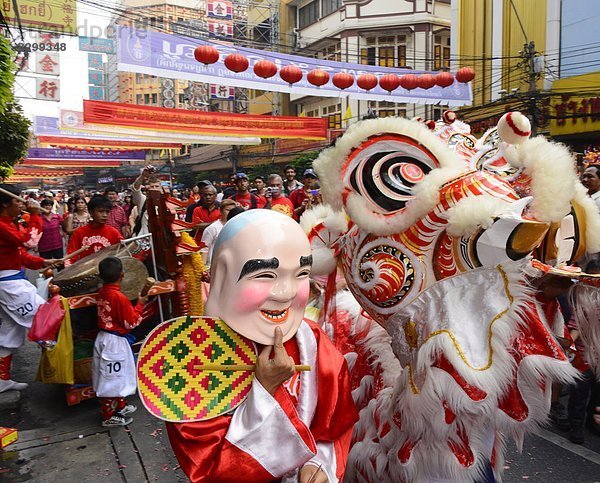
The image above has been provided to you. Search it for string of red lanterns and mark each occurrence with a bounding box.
[253,60,278,79]
[307,69,329,87]
[193,48,475,91]
[332,72,354,90]
[357,74,378,91]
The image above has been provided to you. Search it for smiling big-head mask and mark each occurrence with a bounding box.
[205,210,312,344]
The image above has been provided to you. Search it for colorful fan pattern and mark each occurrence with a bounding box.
[137,316,257,422]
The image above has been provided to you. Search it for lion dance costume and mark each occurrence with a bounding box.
[301,112,600,481]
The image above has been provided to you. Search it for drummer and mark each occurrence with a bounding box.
[65,195,123,267]
[0,184,59,392]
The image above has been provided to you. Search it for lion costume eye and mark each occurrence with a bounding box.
[343,134,441,214]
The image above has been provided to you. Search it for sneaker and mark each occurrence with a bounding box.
[569,427,585,444]
[0,379,28,393]
[549,402,570,431]
[120,404,137,416]
[102,413,133,427]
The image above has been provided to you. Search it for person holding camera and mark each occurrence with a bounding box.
[130,165,163,236]
[289,169,319,221]
[264,174,294,217]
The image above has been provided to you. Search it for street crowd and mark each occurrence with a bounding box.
[2,163,600,440]
[0,164,328,427]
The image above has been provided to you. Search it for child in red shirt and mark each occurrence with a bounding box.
[66,195,122,267]
[92,256,148,427]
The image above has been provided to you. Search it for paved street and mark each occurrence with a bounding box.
[1,341,599,482]
[0,341,185,482]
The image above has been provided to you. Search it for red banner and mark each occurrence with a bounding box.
[37,136,182,149]
[83,100,328,140]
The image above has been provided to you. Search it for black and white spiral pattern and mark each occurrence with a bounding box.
[345,136,440,213]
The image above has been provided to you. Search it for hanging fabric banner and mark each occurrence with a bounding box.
[33,115,261,146]
[13,167,84,177]
[27,147,147,161]
[117,27,472,106]
[83,100,329,140]
[21,159,123,168]
[37,136,182,150]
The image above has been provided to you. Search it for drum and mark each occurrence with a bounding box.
[53,243,149,300]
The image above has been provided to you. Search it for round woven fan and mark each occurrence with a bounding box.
[137,316,258,422]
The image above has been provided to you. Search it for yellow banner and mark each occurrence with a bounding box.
[549,72,600,137]
[1,0,77,35]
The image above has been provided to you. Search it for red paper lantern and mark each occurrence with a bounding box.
[307,69,330,87]
[253,60,278,79]
[280,65,303,84]
[332,72,354,90]
[357,74,378,91]
[399,74,418,90]
[435,71,454,88]
[194,45,219,65]
[379,74,401,93]
[224,53,249,73]
[456,67,476,83]
[417,74,436,90]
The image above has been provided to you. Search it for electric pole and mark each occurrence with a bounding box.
[524,41,539,136]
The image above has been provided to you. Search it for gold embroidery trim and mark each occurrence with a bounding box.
[420,265,513,372]
[408,364,419,394]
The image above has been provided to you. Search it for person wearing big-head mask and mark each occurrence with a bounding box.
[166,210,358,482]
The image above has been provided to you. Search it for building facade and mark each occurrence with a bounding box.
[116,0,207,110]
[548,0,600,151]
[451,0,559,135]
[453,0,600,149]
[288,0,452,126]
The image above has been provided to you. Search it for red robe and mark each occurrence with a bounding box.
[65,223,122,266]
[167,321,359,482]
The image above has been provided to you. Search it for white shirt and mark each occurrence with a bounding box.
[592,191,600,212]
[130,185,149,235]
[201,219,224,265]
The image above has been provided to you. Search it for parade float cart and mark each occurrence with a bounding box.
[41,190,202,405]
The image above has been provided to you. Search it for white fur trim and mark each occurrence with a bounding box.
[513,137,578,222]
[343,260,578,482]
[445,195,514,237]
[570,283,600,375]
[343,166,464,236]
[313,117,463,214]
[573,183,600,254]
[504,143,523,168]
[299,204,335,234]
[311,247,337,276]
